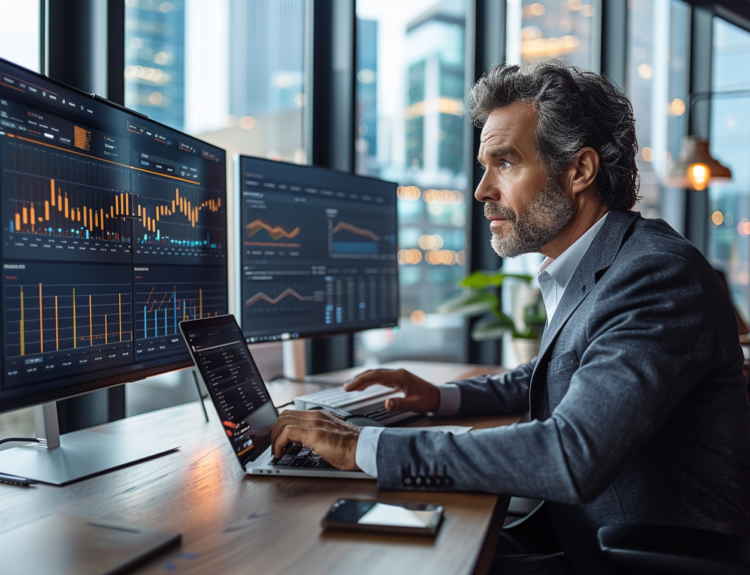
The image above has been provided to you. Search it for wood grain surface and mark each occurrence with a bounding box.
[1,361,521,575]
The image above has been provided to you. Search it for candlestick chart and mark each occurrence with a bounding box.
[132,171,226,262]
[2,136,134,262]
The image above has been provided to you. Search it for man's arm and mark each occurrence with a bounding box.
[449,359,536,417]
[373,251,711,502]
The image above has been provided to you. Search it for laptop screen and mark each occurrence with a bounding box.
[180,315,278,467]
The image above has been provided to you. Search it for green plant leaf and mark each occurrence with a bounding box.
[459,271,534,289]
[470,312,515,340]
[436,290,498,315]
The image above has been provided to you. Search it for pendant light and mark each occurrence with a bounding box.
[664,136,732,191]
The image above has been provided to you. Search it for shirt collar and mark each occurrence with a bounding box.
[538,212,609,290]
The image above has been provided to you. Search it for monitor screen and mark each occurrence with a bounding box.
[237,156,398,342]
[0,58,227,414]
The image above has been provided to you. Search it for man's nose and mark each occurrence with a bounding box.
[474,170,500,203]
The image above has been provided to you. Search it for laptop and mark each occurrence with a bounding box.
[180,314,372,479]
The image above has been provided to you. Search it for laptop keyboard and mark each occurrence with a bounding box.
[269,444,335,470]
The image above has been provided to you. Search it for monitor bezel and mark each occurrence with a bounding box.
[0,57,229,416]
[233,153,400,343]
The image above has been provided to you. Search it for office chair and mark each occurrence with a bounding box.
[598,524,750,574]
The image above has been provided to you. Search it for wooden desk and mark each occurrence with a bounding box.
[1,361,519,575]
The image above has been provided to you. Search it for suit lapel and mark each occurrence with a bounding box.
[529,210,640,413]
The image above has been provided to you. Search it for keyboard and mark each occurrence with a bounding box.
[293,383,396,410]
[269,444,335,470]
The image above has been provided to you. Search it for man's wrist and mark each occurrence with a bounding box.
[434,384,461,416]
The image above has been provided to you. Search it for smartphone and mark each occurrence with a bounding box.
[321,499,444,536]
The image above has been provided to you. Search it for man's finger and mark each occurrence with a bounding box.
[344,369,397,391]
[272,425,309,458]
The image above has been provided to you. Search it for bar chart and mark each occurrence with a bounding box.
[134,265,227,361]
[2,263,134,387]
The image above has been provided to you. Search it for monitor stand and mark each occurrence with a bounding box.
[0,402,179,486]
[282,338,308,381]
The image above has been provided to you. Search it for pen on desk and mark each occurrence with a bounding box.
[0,473,37,487]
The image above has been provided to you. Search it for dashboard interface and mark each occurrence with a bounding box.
[181,316,276,465]
[0,58,227,406]
[238,156,398,342]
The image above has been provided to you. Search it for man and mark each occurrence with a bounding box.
[270,62,750,574]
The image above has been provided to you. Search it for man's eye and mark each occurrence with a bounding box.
[500,160,511,168]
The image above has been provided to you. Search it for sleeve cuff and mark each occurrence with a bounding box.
[435,383,461,416]
[354,426,385,477]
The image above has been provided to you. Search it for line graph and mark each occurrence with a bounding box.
[245,287,314,307]
[134,265,227,360]
[246,220,300,240]
[331,221,380,241]
[328,219,393,258]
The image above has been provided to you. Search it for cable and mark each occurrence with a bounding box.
[0,437,40,446]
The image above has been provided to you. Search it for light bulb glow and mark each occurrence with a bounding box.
[687,163,710,191]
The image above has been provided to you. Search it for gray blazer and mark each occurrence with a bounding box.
[376,209,750,574]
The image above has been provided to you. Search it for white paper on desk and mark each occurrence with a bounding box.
[417,425,472,434]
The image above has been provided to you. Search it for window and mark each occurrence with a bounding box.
[354,0,469,365]
[506,0,600,70]
[0,0,41,72]
[626,0,691,227]
[708,18,750,321]
[125,0,307,162]
[124,0,309,413]
[0,0,40,439]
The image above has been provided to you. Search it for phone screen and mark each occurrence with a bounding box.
[326,499,442,529]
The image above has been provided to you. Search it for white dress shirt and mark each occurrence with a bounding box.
[354,213,610,477]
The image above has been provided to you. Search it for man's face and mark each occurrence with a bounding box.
[475,103,574,258]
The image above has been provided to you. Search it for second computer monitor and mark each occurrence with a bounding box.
[236,156,398,342]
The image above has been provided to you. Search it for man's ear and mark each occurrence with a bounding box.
[565,147,599,197]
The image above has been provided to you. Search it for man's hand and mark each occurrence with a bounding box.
[270,410,362,471]
[344,368,440,413]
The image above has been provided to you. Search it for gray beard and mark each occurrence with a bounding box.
[487,176,574,259]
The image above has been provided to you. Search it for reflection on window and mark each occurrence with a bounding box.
[355,0,469,365]
[125,0,308,413]
[506,0,600,69]
[708,18,750,321]
[0,0,40,72]
[0,0,39,437]
[626,0,690,225]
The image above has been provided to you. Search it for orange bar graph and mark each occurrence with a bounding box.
[125,193,129,215]
[30,204,35,230]
[199,289,203,318]
[39,283,43,353]
[115,195,120,216]
[51,179,56,207]
[22,207,27,225]
[20,286,24,356]
[64,194,69,219]
[15,213,20,231]
[44,201,49,221]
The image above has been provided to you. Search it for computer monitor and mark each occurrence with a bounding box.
[234,156,398,375]
[0,57,227,483]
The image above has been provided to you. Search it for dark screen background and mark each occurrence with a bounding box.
[0,58,227,411]
[239,156,398,343]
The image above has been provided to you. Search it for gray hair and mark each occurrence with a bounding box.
[470,61,640,209]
